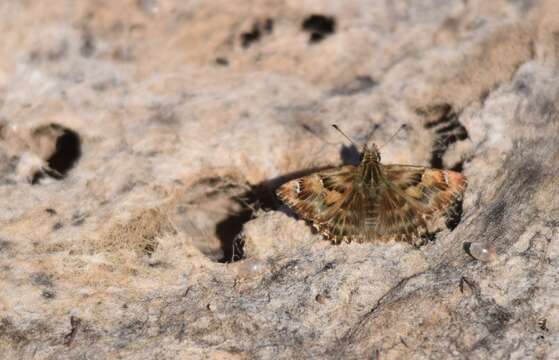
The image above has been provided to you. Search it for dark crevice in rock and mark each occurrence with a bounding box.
[22,123,81,183]
[48,126,81,175]
[175,176,248,262]
[30,172,46,185]
[240,19,274,48]
[450,161,464,172]
[215,181,276,263]
[240,26,261,48]
[462,242,477,260]
[420,104,453,128]
[421,104,469,169]
[63,316,81,347]
[215,206,250,263]
[446,197,464,230]
[302,15,336,43]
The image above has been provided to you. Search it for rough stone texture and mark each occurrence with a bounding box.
[0,0,558,359]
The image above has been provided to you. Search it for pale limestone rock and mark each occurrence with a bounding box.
[0,0,558,359]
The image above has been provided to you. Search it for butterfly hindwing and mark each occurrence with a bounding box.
[317,187,369,243]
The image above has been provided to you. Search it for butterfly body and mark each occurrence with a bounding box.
[276,144,467,245]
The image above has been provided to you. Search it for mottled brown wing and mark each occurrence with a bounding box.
[382,164,467,218]
[379,164,467,241]
[276,165,357,224]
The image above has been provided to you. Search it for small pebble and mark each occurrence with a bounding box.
[235,259,266,278]
[468,242,497,262]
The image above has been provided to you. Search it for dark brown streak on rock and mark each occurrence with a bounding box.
[63,316,81,347]
[459,276,474,294]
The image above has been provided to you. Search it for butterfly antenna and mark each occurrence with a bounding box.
[379,124,408,149]
[332,124,359,147]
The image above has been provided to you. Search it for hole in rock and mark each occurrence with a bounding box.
[240,18,274,48]
[241,26,260,48]
[28,123,81,184]
[172,177,276,262]
[302,15,336,43]
[45,124,82,176]
[215,183,277,262]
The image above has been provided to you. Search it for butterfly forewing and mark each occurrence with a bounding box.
[276,165,357,224]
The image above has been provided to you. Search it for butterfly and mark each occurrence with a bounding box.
[276,127,467,246]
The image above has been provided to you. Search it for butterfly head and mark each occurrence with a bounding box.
[361,143,381,165]
[331,124,381,166]
[357,143,384,186]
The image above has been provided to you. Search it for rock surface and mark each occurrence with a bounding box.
[0,0,558,359]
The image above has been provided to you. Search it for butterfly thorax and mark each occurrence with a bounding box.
[356,145,386,189]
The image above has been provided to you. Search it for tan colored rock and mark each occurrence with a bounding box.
[0,1,558,359]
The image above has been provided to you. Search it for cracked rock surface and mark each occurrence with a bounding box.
[0,1,558,359]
